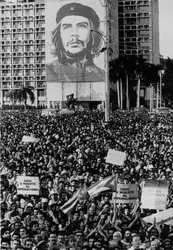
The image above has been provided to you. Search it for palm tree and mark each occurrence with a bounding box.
[109,58,120,109]
[109,57,126,109]
[110,55,137,110]
[133,56,147,108]
[162,58,173,107]
[6,86,35,110]
[143,63,162,109]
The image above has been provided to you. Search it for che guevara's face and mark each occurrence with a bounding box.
[60,15,91,54]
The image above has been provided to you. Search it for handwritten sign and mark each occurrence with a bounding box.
[106,149,126,166]
[22,136,39,143]
[41,109,56,116]
[141,180,168,210]
[16,176,40,195]
[116,184,138,204]
[143,208,173,226]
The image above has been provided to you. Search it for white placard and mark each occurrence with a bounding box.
[141,180,168,210]
[22,136,40,143]
[106,149,126,166]
[143,208,173,226]
[116,184,138,204]
[16,176,40,195]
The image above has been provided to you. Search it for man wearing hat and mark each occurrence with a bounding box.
[47,2,105,82]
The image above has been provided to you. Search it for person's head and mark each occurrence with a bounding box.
[16,247,26,250]
[124,229,131,241]
[19,228,27,239]
[11,239,20,250]
[162,239,172,250]
[40,229,48,241]
[94,240,102,250]
[113,231,122,242]
[1,238,11,249]
[24,239,33,250]
[149,228,159,238]
[30,220,39,232]
[33,208,39,216]
[75,230,83,242]
[57,232,65,244]
[11,202,18,211]
[131,235,141,249]
[52,2,103,61]
[1,228,11,239]
[49,233,57,245]
[108,228,115,239]
[73,211,79,221]
[150,240,158,250]
[88,206,95,216]
[67,235,77,247]
[108,239,121,249]
[88,237,95,248]
[11,232,20,242]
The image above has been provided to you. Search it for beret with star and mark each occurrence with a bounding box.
[56,2,100,29]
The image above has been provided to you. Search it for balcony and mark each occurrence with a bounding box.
[2,83,11,88]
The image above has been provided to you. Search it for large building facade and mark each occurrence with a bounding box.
[118,0,159,64]
[0,0,159,108]
[0,1,47,107]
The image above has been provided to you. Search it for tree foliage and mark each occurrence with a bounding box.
[162,58,173,106]
[6,86,35,108]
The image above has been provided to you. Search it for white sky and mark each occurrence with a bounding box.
[159,0,173,58]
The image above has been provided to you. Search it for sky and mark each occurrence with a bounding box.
[159,0,173,58]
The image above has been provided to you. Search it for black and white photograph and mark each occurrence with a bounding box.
[0,0,173,250]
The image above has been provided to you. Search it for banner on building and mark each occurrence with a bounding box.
[141,180,168,210]
[45,0,106,102]
[143,208,173,226]
[106,149,126,166]
[21,136,40,143]
[16,176,40,195]
[116,184,138,204]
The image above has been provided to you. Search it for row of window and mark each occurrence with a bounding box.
[119,12,150,18]
[1,45,45,50]
[1,21,44,29]
[1,89,46,98]
[1,62,45,68]
[119,24,150,30]
[119,1,150,6]
[0,4,45,9]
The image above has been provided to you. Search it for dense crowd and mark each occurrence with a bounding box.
[1,110,173,250]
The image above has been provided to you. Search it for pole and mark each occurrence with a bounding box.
[104,0,110,122]
[160,73,162,107]
[156,83,159,109]
[149,83,152,112]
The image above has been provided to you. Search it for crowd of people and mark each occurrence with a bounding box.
[1,109,173,250]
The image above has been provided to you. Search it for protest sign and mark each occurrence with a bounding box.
[106,149,126,166]
[141,180,168,210]
[21,136,40,143]
[16,176,40,195]
[41,109,56,116]
[116,184,138,204]
[143,208,173,226]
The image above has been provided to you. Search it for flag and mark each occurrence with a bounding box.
[60,188,81,214]
[60,187,89,214]
[87,175,117,199]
